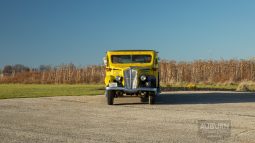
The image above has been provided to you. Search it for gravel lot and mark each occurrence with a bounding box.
[0,91,255,143]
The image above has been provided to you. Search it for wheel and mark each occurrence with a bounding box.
[148,94,155,105]
[140,97,148,103]
[148,96,155,104]
[106,90,114,105]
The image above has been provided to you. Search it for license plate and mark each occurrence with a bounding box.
[109,82,118,88]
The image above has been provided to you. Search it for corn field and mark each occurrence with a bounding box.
[1,59,255,84]
[160,59,255,84]
[0,64,105,84]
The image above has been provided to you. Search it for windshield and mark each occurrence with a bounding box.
[111,55,152,64]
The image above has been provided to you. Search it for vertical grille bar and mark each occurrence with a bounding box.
[124,68,131,89]
[124,68,138,89]
[132,69,138,89]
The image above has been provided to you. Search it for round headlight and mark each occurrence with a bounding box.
[140,75,147,81]
[115,76,121,81]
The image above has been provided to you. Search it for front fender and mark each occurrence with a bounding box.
[104,75,115,86]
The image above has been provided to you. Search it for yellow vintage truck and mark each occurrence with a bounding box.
[104,50,160,105]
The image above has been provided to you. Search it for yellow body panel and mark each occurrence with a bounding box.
[104,50,159,87]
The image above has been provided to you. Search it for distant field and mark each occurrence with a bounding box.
[0,84,105,99]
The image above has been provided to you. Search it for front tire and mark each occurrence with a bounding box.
[106,90,114,105]
[148,94,155,105]
[140,96,148,103]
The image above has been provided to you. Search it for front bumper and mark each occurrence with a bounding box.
[106,87,158,93]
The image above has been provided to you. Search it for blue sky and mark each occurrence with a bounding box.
[1,0,255,68]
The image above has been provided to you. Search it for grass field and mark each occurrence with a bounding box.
[161,82,255,92]
[161,83,237,91]
[0,84,105,99]
[0,82,254,99]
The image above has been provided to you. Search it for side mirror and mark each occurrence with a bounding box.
[103,57,107,66]
[155,57,160,65]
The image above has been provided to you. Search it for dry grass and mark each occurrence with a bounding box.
[236,81,255,92]
[1,59,255,86]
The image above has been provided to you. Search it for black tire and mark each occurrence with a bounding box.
[106,90,114,105]
[140,97,148,103]
[148,95,155,105]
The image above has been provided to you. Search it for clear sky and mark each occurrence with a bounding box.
[1,0,255,68]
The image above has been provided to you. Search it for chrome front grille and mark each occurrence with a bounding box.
[124,68,138,89]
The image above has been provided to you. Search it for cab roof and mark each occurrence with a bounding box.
[107,50,158,53]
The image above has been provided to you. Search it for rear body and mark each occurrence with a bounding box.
[104,50,160,105]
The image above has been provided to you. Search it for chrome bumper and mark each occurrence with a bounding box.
[106,87,158,93]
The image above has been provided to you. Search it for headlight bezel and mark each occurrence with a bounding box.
[115,76,122,82]
[140,75,147,81]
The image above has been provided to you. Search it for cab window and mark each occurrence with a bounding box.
[111,55,152,64]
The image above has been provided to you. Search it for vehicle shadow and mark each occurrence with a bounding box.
[114,102,147,105]
[156,92,255,105]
